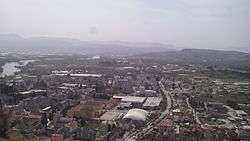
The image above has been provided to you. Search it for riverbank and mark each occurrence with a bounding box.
[0,60,37,77]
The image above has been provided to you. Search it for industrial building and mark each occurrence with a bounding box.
[143,97,162,110]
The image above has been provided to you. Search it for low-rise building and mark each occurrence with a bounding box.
[143,97,162,110]
[113,96,146,108]
[18,89,47,99]
[100,110,124,122]
[122,108,148,128]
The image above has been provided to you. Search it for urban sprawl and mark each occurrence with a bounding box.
[1,54,250,141]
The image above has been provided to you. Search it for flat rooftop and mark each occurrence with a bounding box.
[113,96,146,103]
[100,110,124,121]
[54,73,102,77]
[143,97,162,107]
[19,89,46,95]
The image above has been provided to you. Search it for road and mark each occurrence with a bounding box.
[159,78,172,118]
[122,78,172,141]
[186,98,202,127]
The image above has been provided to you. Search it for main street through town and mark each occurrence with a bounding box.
[122,78,173,141]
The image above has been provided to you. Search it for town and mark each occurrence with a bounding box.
[1,53,250,141]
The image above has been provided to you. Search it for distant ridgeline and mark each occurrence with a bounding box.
[0,34,175,55]
[141,49,250,71]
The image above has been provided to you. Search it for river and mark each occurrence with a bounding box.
[0,60,36,77]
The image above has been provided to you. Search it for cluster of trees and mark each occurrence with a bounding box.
[0,83,15,94]
[0,108,10,138]
[226,100,240,110]
[0,83,17,105]
[0,61,4,74]
[73,105,94,127]
[95,81,105,93]
[33,80,48,90]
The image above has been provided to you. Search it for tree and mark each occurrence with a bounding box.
[34,80,48,89]
[95,81,105,93]
[74,105,94,120]
[226,100,240,110]
[48,112,53,121]
[0,83,14,94]
[41,113,48,127]
[61,106,70,117]
[77,118,86,127]
[0,110,10,138]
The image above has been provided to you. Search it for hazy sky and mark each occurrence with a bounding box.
[0,0,249,50]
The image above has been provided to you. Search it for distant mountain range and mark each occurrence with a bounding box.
[141,49,250,71]
[0,34,177,55]
[1,34,250,71]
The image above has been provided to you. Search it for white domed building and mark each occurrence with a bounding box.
[122,108,148,128]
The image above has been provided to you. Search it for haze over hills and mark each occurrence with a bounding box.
[0,34,177,55]
[1,34,250,71]
[141,49,250,71]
